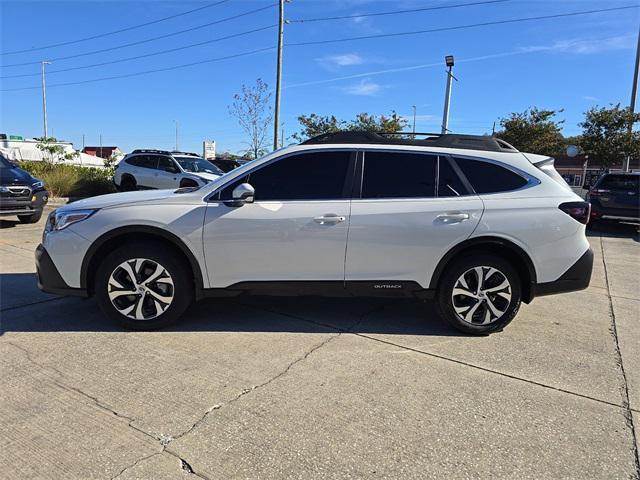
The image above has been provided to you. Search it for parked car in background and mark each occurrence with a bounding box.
[0,154,48,223]
[210,158,241,173]
[114,150,223,191]
[586,172,639,224]
[37,132,593,335]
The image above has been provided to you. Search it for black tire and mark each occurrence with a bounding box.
[436,254,521,335]
[94,243,193,330]
[119,175,137,192]
[18,209,43,224]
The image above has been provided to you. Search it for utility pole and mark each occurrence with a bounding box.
[273,0,285,151]
[412,105,416,134]
[82,134,85,150]
[174,120,179,151]
[99,134,102,159]
[624,26,639,172]
[41,61,51,139]
[441,55,456,134]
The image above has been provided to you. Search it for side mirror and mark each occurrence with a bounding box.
[225,183,255,207]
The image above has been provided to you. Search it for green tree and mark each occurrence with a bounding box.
[579,104,640,167]
[228,78,273,159]
[496,108,565,156]
[292,111,408,141]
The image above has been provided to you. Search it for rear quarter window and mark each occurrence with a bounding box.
[453,157,528,194]
[598,175,639,192]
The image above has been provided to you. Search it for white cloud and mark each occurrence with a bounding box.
[517,35,635,55]
[317,53,365,69]
[583,96,600,102]
[342,79,381,96]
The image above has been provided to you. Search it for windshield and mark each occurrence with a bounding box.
[174,156,223,175]
[0,155,14,168]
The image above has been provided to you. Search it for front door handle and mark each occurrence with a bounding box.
[436,212,470,224]
[314,214,346,225]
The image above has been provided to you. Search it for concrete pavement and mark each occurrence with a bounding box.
[1,209,639,479]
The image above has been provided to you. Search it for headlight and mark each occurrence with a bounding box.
[31,179,45,189]
[45,209,96,232]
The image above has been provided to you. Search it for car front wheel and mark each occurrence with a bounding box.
[436,254,521,335]
[95,244,193,329]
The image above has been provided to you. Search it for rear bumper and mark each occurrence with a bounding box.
[35,244,88,297]
[533,248,593,298]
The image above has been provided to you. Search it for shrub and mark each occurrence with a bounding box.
[19,162,117,198]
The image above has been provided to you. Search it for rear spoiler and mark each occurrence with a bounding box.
[523,154,572,191]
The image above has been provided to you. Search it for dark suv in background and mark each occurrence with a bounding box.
[0,154,48,223]
[586,172,639,225]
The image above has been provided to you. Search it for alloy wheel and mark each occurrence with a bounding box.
[451,266,512,325]
[107,258,174,320]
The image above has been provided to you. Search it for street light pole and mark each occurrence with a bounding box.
[41,61,51,139]
[624,26,639,172]
[412,105,416,134]
[441,55,455,134]
[174,120,179,151]
[273,0,285,151]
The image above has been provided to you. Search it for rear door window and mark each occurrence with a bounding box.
[361,151,437,198]
[453,157,528,194]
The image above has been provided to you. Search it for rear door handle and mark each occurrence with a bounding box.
[436,212,470,224]
[314,214,346,224]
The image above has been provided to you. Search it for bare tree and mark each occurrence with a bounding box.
[228,78,273,159]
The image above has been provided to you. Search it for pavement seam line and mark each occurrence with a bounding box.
[5,341,211,480]
[239,301,629,411]
[600,235,640,478]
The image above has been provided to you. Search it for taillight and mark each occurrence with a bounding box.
[559,201,591,224]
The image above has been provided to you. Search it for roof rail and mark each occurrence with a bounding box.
[301,131,518,153]
[130,149,172,155]
[170,151,200,157]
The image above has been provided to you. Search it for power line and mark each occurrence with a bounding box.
[289,0,511,23]
[0,25,277,79]
[1,3,277,68]
[0,47,276,92]
[286,5,639,46]
[1,0,231,56]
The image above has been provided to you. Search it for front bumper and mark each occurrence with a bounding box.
[35,244,88,297]
[533,248,593,298]
[0,189,48,216]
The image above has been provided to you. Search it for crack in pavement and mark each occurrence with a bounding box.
[5,342,211,480]
[237,300,633,412]
[2,303,395,480]
[600,236,640,479]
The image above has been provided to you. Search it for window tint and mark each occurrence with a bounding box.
[247,151,351,201]
[127,155,156,169]
[362,151,436,199]
[453,157,528,194]
[599,175,639,192]
[437,158,469,197]
[157,156,178,172]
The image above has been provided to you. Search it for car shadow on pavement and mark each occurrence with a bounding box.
[0,219,21,229]
[586,221,639,242]
[0,273,462,336]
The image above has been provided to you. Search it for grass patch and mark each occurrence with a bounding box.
[19,162,117,198]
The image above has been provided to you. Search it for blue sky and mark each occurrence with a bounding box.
[1,0,638,155]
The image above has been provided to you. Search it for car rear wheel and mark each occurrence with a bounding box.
[95,244,193,330]
[436,254,521,335]
[119,175,137,192]
[18,209,43,224]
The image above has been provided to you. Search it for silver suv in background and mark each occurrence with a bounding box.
[114,150,223,191]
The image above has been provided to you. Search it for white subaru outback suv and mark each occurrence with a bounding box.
[113,150,223,191]
[36,132,593,334]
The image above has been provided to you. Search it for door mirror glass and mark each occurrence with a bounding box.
[225,183,255,207]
